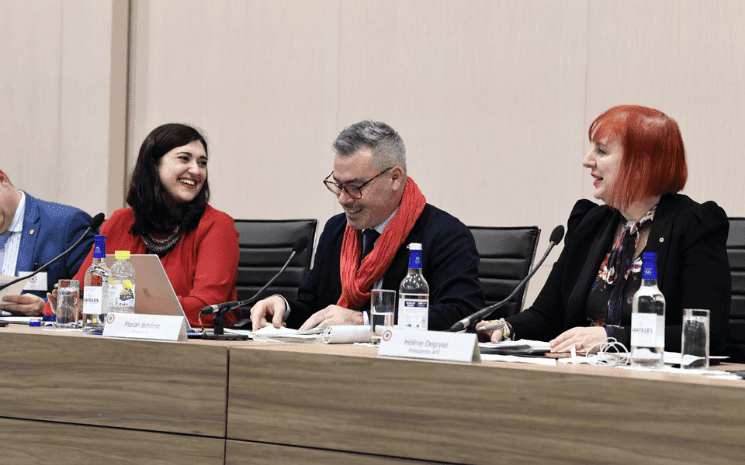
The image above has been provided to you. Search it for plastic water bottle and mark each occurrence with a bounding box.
[630,252,665,368]
[82,235,110,331]
[109,250,136,314]
[398,243,429,330]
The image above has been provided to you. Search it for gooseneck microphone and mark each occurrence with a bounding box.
[0,212,105,292]
[447,225,565,333]
[198,236,309,331]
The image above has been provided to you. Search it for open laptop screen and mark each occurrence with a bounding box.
[105,254,192,331]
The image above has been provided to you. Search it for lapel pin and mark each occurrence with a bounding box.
[29,229,35,235]
[659,237,664,242]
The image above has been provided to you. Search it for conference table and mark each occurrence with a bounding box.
[1,324,744,464]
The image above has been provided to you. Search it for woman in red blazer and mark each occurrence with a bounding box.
[46,124,239,327]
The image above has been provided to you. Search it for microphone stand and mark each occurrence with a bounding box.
[447,225,565,333]
[0,213,104,292]
[201,237,309,340]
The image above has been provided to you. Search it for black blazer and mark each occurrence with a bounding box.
[508,194,731,354]
[286,204,485,330]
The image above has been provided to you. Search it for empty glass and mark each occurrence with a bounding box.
[370,289,396,343]
[681,309,710,370]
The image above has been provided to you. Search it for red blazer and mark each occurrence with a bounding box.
[45,205,238,327]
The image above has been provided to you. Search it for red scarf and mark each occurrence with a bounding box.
[337,177,426,309]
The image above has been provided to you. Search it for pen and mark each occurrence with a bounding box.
[476,321,505,333]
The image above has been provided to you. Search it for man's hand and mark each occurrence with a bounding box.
[250,295,287,330]
[298,305,364,332]
[46,286,59,315]
[1,294,46,316]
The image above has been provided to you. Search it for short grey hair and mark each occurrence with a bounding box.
[332,120,407,176]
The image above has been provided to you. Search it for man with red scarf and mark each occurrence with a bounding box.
[250,121,484,331]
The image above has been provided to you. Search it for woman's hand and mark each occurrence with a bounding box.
[475,320,505,344]
[550,327,607,354]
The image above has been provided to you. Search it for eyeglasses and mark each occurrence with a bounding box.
[323,167,393,200]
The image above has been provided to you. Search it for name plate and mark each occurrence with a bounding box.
[18,271,48,291]
[103,313,187,341]
[377,329,481,363]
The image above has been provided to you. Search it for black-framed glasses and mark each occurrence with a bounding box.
[323,167,394,199]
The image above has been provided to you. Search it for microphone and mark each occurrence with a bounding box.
[0,212,105,292]
[447,225,565,332]
[198,236,309,333]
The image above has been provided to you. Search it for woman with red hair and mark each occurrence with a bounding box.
[478,105,730,355]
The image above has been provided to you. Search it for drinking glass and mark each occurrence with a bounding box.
[370,289,396,343]
[681,309,710,370]
[55,279,80,329]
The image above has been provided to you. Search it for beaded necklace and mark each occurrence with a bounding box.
[141,225,182,255]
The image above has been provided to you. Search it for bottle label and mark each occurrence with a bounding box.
[408,250,423,269]
[83,286,103,315]
[642,253,658,280]
[110,280,135,309]
[398,293,428,330]
[630,313,665,347]
[93,239,106,259]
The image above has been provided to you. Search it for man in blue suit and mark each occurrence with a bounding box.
[0,169,95,316]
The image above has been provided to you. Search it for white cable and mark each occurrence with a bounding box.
[585,337,630,366]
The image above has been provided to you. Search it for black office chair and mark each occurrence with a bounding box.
[726,217,745,361]
[233,219,317,307]
[468,226,540,319]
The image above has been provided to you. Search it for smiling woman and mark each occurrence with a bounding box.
[478,105,730,357]
[43,124,239,327]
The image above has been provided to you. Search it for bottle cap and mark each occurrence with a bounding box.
[408,243,423,251]
[115,250,131,260]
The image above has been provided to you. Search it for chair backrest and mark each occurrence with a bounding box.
[234,219,317,305]
[726,217,745,361]
[468,225,541,319]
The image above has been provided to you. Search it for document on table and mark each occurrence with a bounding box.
[245,325,321,343]
[479,340,556,365]
[244,325,372,344]
[479,339,551,355]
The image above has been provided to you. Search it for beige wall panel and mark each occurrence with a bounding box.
[337,0,589,306]
[1,0,123,219]
[0,0,62,199]
[0,418,225,465]
[585,0,745,217]
[128,0,341,223]
[60,0,123,217]
[337,0,589,230]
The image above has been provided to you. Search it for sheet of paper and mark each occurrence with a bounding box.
[247,325,320,343]
[480,354,557,365]
[0,275,29,312]
[479,339,551,351]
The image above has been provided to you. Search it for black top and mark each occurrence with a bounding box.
[507,193,731,354]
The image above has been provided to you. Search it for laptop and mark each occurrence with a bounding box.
[105,254,193,332]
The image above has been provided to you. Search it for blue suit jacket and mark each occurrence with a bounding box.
[287,203,485,330]
[15,193,96,297]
